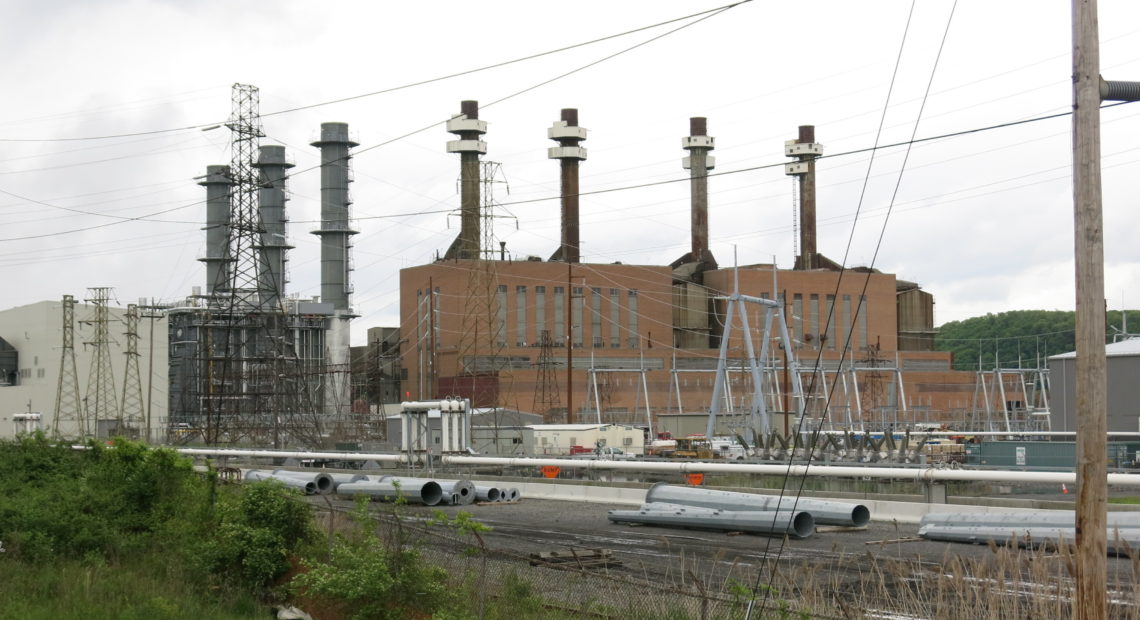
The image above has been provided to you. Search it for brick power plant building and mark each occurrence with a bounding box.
[399,102,978,433]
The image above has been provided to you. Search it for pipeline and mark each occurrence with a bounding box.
[918,523,1140,554]
[434,479,476,505]
[645,482,869,527]
[244,470,317,495]
[271,469,336,495]
[609,503,814,539]
[336,478,444,506]
[475,486,501,502]
[508,488,521,502]
[921,511,1140,529]
[177,448,1140,487]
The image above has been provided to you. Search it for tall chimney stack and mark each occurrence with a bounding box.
[548,108,587,263]
[198,165,233,296]
[786,125,823,270]
[682,117,716,268]
[254,145,294,310]
[311,122,359,312]
[444,100,488,260]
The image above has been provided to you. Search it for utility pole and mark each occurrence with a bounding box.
[1071,1,1140,617]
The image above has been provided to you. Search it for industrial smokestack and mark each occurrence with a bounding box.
[198,165,233,296]
[444,100,487,260]
[548,108,587,263]
[310,122,359,312]
[254,145,294,310]
[786,125,822,270]
[682,117,716,269]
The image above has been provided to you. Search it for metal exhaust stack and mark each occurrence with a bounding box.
[786,125,823,270]
[311,122,359,417]
[253,146,294,310]
[548,108,587,262]
[444,100,487,260]
[682,117,716,270]
[198,165,233,296]
[310,123,359,312]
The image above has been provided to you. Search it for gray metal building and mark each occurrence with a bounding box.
[1048,338,1140,432]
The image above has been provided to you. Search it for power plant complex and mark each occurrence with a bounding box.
[1,85,1073,446]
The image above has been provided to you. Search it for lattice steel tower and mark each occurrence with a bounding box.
[83,287,119,431]
[53,294,84,437]
[120,303,144,432]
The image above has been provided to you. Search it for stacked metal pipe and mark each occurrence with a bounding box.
[644,482,870,527]
[243,469,338,495]
[918,511,1140,553]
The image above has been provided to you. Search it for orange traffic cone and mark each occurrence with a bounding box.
[1062,483,1069,494]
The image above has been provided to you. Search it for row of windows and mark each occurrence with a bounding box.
[499,285,639,348]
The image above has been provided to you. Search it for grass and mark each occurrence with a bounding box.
[0,556,266,620]
[1109,496,1140,505]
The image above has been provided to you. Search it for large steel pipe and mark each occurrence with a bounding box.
[434,480,476,505]
[646,482,870,527]
[921,511,1140,531]
[918,523,1140,553]
[336,479,444,506]
[244,470,317,495]
[271,470,335,495]
[609,503,814,539]
[508,488,521,502]
[474,486,501,502]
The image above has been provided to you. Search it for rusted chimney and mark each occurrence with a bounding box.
[786,125,823,270]
[548,108,587,263]
[444,100,487,260]
[682,117,715,268]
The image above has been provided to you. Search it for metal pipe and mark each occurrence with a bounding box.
[244,469,317,495]
[921,511,1140,529]
[609,503,814,538]
[270,469,335,494]
[645,482,869,527]
[497,487,510,502]
[336,479,444,506]
[475,486,501,502]
[508,487,521,502]
[435,479,476,505]
[918,523,1140,553]
[176,449,1140,487]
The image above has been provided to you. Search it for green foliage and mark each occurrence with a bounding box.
[293,499,455,619]
[934,309,1140,370]
[0,434,208,562]
[201,481,317,592]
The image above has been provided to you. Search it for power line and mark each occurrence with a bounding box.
[0,2,750,143]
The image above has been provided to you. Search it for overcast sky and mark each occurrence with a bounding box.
[3,1,1140,345]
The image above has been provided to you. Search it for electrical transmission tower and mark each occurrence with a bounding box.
[533,330,561,421]
[83,287,119,434]
[195,83,321,447]
[53,294,84,437]
[453,162,512,408]
[120,303,144,436]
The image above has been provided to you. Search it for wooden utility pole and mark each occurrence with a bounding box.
[1071,1,1140,617]
[1072,1,1107,616]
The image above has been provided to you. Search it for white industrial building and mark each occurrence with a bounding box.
[531,424,646,456]
[1048,338,1140,433]
[0,298,168,441]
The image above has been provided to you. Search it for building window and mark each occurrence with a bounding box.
[609,288,621,348]
[591,287,602,348]
[858,295,868,351]
[842,295,852,352]
[554,287,565,343]
[535,286,546,339]
[826,294,837,350]
[810,294,820,350]
[516,285,527,346]
[496,285,508,347]
[627,290,639,348]
[572,287,584,347]
[793,294,803,350]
